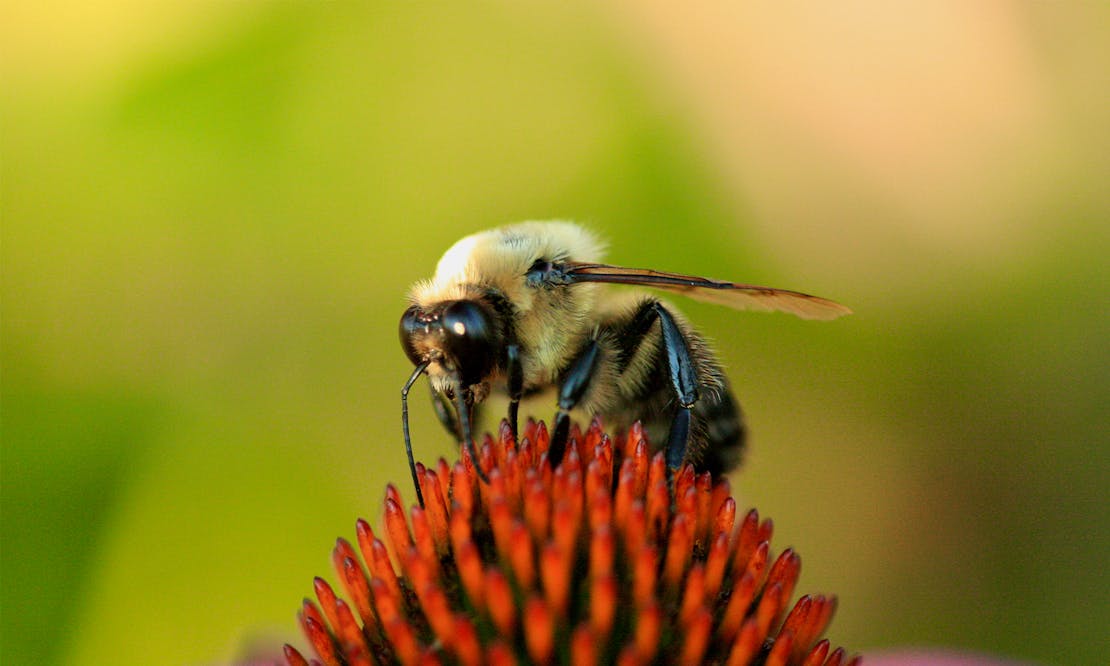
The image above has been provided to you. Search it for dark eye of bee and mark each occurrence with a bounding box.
[440,301,496,384]
[398,305,426,366]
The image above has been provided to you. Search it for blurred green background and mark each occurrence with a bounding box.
[3,2,1107,664]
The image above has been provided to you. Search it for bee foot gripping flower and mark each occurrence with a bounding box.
[285,419,859,666]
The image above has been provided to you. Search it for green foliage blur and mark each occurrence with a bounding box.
[3,3,1107,665]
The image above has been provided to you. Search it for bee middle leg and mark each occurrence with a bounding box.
[549,339,602,466]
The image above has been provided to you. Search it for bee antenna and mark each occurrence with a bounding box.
[401,360,431,508]
[452,375,490,485]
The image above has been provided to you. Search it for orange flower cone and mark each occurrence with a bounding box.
[285,419,859,665]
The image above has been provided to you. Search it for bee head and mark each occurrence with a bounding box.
[400,300,498,388]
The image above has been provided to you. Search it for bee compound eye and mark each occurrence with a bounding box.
[399,305,425,366]
[441,300,496,384]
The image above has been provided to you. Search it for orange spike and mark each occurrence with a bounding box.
[551,499,579,556]
[663,513,694,586]
[714,497,737,543]
[435,458,452,505]
[585,416,604,450]
[594,435,614,487]
[678,563,706,625]
[523,476,551,540]
[508,522,536,588]
[383,496,414,558]
[419,584,455,649]
[571,625,597,666]
[622,502,648,567]
[843,654,863,666]
[384,483,405,508]
[704,532,731,599]
[338,555,375,628]
[765,630,795,666]
[486,641,517,666]
[541,542,571,615]
[725,617,763,666]
[617,646,644,666]
[523,596,555,663]
[802,639,831,666]
[300,614,341,666]
[694,471,713,539]
[485,568,516,637]
[645,480,670,545]
[369,577,399,625]
[451,462,474,516]
[613,460,636,527]
[403,547,435,604]
[780,596,813,653]
[382,617,420,665]
[587,485,612,532]
[532,420,550,458]
[489,497,514,563]
[733,509,761,575]
[718,569,758,643]
[675,481,698,530]
[589,525,615,580]
[448,503,472,552]
[333,597,368,653]
[647,453,667,501]
[453,539,485,607]
[283,644,310,666]
[410,507,440,578]
[299,598,327,637]
[673,465,696,511]
[312,577,340,635]
[766,549,802,625]
[824,647,846,666]
[632,601,662,659]
[366,536,403,607]
[569,422,584,460]
[418,467,449,554]
[590,573,617,639]
[679,606,712,665]
[452,614,483,666]
[518,434,535,472]
[759,516,775,544]
[630,437,649,497]
[626,421,646,461]
[632,546,658,607]
[755,583,785,638]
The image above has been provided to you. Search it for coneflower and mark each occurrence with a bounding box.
[285,419,858,665]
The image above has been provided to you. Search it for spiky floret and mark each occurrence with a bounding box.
[286,419,858,666]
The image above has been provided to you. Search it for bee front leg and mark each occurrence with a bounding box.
[506,344,522,442]
[549,339,601,467]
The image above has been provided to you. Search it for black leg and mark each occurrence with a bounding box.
[653,303,701,471]
[550,339,601,467]
[402,361,431,508]
[454,383,490,483]
[506,344,522,442]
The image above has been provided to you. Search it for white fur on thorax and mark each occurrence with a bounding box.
[410,221,607,394]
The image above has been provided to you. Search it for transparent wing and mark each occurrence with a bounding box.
[563,263,851,320]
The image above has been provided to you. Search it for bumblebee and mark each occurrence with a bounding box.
[399,221,849,504]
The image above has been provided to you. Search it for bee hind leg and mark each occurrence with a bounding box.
[652,303,700,472]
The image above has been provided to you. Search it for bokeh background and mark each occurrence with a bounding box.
[3,2,1107,664]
